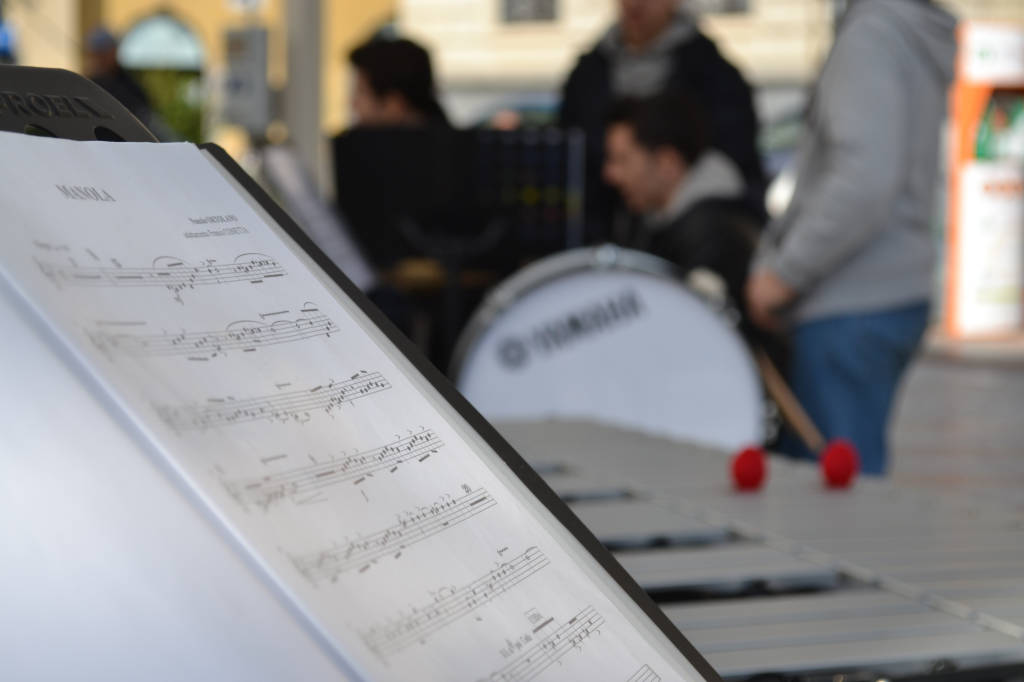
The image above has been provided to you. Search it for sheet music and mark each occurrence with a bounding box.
[480,604,605,681]
[0,132,701,681]
[86,302,336,360]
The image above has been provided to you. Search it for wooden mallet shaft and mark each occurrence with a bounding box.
[753,348,827,454]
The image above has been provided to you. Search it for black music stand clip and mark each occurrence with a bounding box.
[0,65,156,142]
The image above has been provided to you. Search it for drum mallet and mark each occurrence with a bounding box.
[751,349,860,489]
[730,445,768,491]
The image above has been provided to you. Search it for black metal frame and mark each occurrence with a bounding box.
[203,141,724,682]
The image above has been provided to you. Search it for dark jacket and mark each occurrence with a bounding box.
[559,32,765,242]
[91,67,152,126]
[636,197,758,318]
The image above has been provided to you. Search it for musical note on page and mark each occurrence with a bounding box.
[88,304,335,361]
[35,251,285,303]
[627,664,662,682]
[290,487,497,584]
[360,547,550,661]
[480,606,606,682]
[154,370,390,432]
[222,428,444,510]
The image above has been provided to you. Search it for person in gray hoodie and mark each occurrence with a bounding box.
[746,0,956,475]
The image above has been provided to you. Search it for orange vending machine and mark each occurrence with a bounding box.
[945,21,1024,338]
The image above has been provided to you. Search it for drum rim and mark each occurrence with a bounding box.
[449,244,727,382]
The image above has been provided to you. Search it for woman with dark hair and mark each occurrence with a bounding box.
[348,38,449,128]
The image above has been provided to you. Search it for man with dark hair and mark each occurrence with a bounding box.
[334,36,452,268]
[334,37,455,362]
[348,38,449,128]
[561,0,763,242]
[604,94,759,311]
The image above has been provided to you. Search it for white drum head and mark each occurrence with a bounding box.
[452,248,765,451]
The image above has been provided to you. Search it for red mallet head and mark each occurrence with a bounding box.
[731,447,767,491]
[821,439,860,489]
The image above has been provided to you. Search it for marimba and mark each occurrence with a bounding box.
[498,419,1024,680]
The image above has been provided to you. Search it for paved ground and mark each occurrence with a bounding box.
[890,349,1024,510]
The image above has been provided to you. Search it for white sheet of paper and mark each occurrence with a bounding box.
[0,132,704,682]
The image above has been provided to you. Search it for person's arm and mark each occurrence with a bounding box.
[768,17,911,293]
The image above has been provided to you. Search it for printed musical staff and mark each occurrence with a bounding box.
[88,306,335,360]
[155,370,390,432]
[291,487,497,584]
[35,252,285,303]
[480,606,605,682]
[361,547,550,661]
[223,428,443,510]
[627,664,661,682]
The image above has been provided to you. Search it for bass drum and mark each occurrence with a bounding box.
[450,246,766,451]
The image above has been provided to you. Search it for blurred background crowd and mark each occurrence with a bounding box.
[1,0,1023,476]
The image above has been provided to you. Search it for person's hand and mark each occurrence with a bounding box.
[746,269,797,331]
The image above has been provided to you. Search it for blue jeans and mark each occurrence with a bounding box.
[777,302,930,476]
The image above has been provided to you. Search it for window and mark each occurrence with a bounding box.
[502,0,557,23]
[118,13,204,71]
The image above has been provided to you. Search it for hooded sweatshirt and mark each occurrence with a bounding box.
[753,0,956,322]
[648,150,746,229]
[599,11,697,98]
[632,151,759,316]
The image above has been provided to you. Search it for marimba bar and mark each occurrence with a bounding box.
[664,590,933,628]
[703,630,1024,679]
[615,545,839,595]
[538,471,631,502]
[568,499,729,548]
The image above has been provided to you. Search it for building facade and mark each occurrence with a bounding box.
[1,0,395,138]
[399,0,1024,124]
